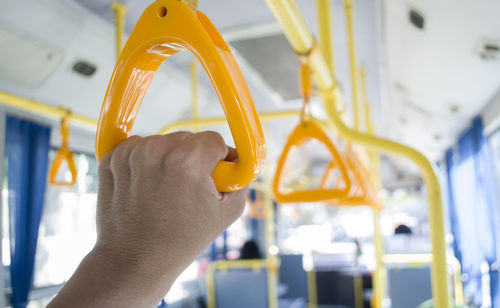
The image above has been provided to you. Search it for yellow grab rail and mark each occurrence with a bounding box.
[95,0,266,192]
[190,60,200,132]
[110,2,127,60]
[344,0,360,131]
[158,110,302,134]
[306,270,318,308]
[264,0,451,307]
[360,65,386,308]
[0,91,97,129]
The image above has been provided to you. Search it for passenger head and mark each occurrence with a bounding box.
[239,240,263,259]
[394,224,412,235]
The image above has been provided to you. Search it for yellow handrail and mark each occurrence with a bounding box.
[190,60,200,132]
[344,0,360,131]
[110,2,127,60]
[306,270,318,308]
[158,110,302,134]
[361,66,386,308]
[264,1,450,307]
[0,91,98,129]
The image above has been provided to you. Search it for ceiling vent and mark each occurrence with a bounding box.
[230,34,301,102]
[478,39,500,61]
[409,8,425,30]
[72,60,97,77]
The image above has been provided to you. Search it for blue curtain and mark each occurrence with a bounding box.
[6,116,51,308]
[446,117,499,307]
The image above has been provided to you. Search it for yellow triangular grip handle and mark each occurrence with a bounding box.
[49,148,77,187]
[95,0,266,192]
[273,120,351,203]
[322,153,381,208]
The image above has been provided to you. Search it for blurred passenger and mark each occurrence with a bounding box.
[239,240,263,259]
[394,224,413,235]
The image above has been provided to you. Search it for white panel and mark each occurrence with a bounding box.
[0,28,62,87]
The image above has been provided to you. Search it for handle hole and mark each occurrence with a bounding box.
[158,6,167,17]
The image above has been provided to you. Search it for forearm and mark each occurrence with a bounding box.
[47,247,175,308]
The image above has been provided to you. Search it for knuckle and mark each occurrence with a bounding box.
[200,131,225,147]
[169,131,193,141]
[99,151,112,169]
[108,136,141,171]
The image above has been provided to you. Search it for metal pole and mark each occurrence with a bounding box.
[110,3,127,60]
[344,0,360,131]
[265,1,451,307]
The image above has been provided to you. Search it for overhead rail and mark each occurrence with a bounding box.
[95,0,266,192]
[0,91,98,129]
[264,0,450,307]
[158,110,302,134]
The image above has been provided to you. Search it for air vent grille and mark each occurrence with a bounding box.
[478,39,500,61]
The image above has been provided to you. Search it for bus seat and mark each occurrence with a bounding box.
[279,254,308,302]
[388,266,432,308]
[213,267,268,308]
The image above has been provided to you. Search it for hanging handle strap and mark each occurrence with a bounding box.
[49,110,77,186]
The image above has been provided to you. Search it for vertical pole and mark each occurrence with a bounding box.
[222,231,228,260]
[345,3,363,305]
[263,127,278,308]
[0,108,6,307]
[190,60,199,132]
[344,0,360,131]
[317,0,335,75]
[365,98,386,308]
[110,3,127,60]
[210,242,217,261]
[181,0,198,13]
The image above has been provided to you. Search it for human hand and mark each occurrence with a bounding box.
[48,131,247,308]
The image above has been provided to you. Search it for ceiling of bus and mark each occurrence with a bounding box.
[0,0,499,186]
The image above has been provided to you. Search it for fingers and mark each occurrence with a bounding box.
[177,131,230,174]
[129,131,193,166]
[217,188,248,227]
[105,135,142,178]
[225,146,238,163]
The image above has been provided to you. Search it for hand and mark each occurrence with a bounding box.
[48,131,247,308]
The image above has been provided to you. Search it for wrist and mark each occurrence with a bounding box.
[48,245,176,308]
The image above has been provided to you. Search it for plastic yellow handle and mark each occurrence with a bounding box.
[49,113,77,186]
[95,0,266,192]
[49,148,77,187]
[273,120,351,202]
[321,151,381,208]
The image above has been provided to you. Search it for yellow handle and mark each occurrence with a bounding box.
[49,148,77,186]
[273,119,351,202]
[321,150,381,207]
[95,0,266,192]
[49,111,77,186]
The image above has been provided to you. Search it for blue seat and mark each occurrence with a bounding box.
[388,266,432,308]
[213,267,268,308]
[279,254,308,303]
